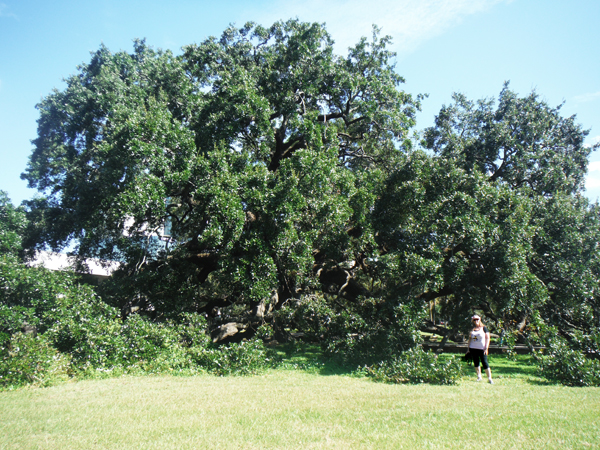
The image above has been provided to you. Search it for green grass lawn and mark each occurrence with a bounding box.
[1,354,598,449]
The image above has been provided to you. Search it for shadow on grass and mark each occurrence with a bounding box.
[459,353,550,384]
[526,378,557,386]
[272,343,551,383]
[492,357,537,377]
[271,342,358,376]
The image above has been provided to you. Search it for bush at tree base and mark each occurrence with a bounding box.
[275,293,424,366]
[3,257,600,388]
[536,336,600,387]
[0,259,275,387]
[0,332,70,388]
[363,347,463,385]
[0,321,274,388]
[188,340,273,377]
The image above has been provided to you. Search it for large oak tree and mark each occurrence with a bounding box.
[21,19,599,356]
[22,20,420,345]
[375,84,600,342]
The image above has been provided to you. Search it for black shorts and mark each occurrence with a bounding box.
[469,348,489,369]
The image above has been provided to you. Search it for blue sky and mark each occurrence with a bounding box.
[1,0,599,205]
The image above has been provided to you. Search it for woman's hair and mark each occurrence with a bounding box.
[472,317,485,328]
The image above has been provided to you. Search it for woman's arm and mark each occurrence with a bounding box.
[484,332,490,355]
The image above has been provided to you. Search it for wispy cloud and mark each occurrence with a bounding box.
[585,160,600,197]
[585,135,600,149]
[586,180,600,194]
[242,0,513,55]
[573,91,600,104]
[0,3,17,19]
[588,161,600,172]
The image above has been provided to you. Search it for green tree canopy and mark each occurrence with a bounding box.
[0,191,26,258]
[19,20,600,359]
[407,85,600,339]
[423,83,593,197]
[21,20,420,346]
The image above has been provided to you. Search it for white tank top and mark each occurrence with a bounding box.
[469,327,488,350]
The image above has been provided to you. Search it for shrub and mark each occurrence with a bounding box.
[0,332,70,388]
[117,315,191,373]
[176,312,211,348]
[537,337,600,387]
[365,347,463,385]
[189,339,273,376]
[0,258,116,342]
[569,329,600,356]
[62,314,194,377]
[0,304,38,346]
[276,294,423,366]
[1,258,275,382]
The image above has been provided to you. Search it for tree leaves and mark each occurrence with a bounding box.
[17,21,600,357]
[423,83,597,196]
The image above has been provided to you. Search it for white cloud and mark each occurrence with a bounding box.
[585,184,600,200]
[585,161,600,201]
[573,92,600,104]
[584,136,600,151]
[0,3,16,19]
[588,161,600,172]
[244,0,513,55]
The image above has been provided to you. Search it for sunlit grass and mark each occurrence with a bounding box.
[1,354,598,449]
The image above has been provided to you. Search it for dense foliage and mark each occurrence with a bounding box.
[364,348,463,385]
[21,20,424,355]
[2,20,599,387]
[419,86,600,338]
[536,335,600,387]
[0,246,274,388]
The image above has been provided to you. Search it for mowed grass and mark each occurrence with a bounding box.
[1,355,599,449]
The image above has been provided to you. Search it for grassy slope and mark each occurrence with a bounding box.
[1,355,599,449]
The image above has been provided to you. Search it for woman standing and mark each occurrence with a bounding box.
[467,314,493,384]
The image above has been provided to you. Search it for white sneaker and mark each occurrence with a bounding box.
[488,379,494,384]
[477,377,482,382]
